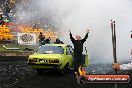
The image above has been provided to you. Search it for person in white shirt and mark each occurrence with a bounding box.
[113,56,132,70]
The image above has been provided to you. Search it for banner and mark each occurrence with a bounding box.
[18,33,36,45]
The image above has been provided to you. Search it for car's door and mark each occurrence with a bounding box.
[66,45,73,67]
[82,46,88,67]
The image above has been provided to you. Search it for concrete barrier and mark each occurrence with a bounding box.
[0,51,34,56]
[0,56,28,61]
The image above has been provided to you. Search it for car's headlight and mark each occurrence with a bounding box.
[28,58,37,62]
[49,59,59,63]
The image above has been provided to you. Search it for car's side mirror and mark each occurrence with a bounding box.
[84,46,87,53]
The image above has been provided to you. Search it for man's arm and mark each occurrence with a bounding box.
[82,29,89,43]
[113,63,132,70]
[69,30,75,43]
[120,63,132,70]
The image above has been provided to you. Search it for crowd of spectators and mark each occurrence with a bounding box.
[0,0,62,45]
[38,32,64,46]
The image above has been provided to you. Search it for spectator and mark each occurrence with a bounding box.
[45,37,51,44]
[112,49,132,70]
[38,32,45,46]
[54,38,64,44]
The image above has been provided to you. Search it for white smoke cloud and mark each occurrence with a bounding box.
[16,0,132,63]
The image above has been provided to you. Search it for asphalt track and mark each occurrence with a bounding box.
[0,56,131,88]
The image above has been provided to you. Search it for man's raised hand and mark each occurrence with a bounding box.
[87,28,89,33]
[69,30,71,34]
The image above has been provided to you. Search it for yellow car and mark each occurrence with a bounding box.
[27,44,73,73]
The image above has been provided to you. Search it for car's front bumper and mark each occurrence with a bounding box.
[27,62,62,66]
[27,62,62,70]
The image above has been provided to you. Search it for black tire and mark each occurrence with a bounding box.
[61,63,70,74]
[79,76,86,84]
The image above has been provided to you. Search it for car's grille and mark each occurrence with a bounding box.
[39,59,59,63]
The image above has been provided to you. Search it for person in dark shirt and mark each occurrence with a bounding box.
[69,29,89,74]
[38,32,45,46]
[54,38,64,44]
[41,35,46,45]
[45,37,51,44]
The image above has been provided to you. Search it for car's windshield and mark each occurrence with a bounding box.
[37,45,64,54]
